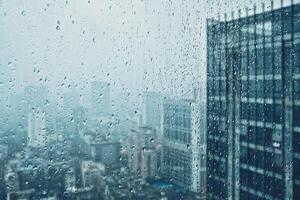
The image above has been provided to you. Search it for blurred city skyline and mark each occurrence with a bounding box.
[1,0,296,105]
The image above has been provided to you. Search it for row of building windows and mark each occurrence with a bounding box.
[208,43,299,78]
[163,146,192,187]
[163,127,191,143]
[240,146,283,174]
[240,126,275,147]
[208,50,298,77]
[209,101,300,127]
[240,169,284,199]
[164,114,191,129]
[240,102,283,124]
[163,104,191,116]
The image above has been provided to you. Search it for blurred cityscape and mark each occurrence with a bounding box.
[0,81,206,200]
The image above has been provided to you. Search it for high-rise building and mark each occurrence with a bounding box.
[141,149,158,180]
[143,91,162,131]
[63,89,80,115]
[162,97,206,193]
[24,85,48,112]
[27,109,47,147]
[90,141,121,170]
[207,3,300,199]
[91,81,111,117]
[0,144,8,199]
[81,160,105,188]
[72,106,87,135]
[128,126,159,180]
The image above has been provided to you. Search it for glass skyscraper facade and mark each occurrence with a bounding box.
[207,2,300,200]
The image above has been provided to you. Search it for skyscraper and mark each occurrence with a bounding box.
[24,85,48,112]
[28,109,47,147]
[143,91,162,131]
[63,89,80,115]
[162,96,206,193]
[91,81,111,117]
[129,126,159,180]
[207,2,300,199]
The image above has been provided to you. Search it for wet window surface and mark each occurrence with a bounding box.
[0,0,299,200]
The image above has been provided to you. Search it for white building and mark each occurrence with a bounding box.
[162,94,206,193]
[91,81,111,117]
[129,126,159,180]
[27,109,47,147]
[141,149,158,180]
[143,91,162,132]
[81,160,105,187]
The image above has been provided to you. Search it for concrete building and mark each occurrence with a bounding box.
[24,85,48,112]
[141,149,158,180]
[81,161,105,188]
[91,81,111,117]
[129,126,159,180]
[63,89,80,115]
[162,97,206,193]
[207,2,300,199]
[27,109,47,148]
[90,141,121,170]
[143,91,162,132]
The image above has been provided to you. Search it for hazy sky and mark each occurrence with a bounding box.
[0,0,297,107]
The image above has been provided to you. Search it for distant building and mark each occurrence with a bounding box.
[27,109,47,147]
[64,187,97,200]
[53,116,64,142]
[5,160,19,195]
[65,167,77,192]
[63,106,87,137]
[206,3,300,199]
[129,126,159,180]
[143,92,162,131]
[63,89,80,115]
[72,106,87,136]
[90,141,121,170]
[7,189,58,200]
[162,97,206,193]
[91,81,111,117]
[0,145,8,199]
[113,91,132,120]
[11,92,27,128]
[141,149,158,180]
[81,160,105,188]
[24,85,48,112]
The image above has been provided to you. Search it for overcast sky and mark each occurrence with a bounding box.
[0,0,297,107]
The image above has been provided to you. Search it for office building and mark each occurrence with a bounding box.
[63,89,80,115]
[129,126,159,180]
[81,160,105,188]
[0,144,8,199]
[143,91,162,131]
[91,81,111,117]
[162,97,206,193]
[207,2,300,199]
[141,149,158,180]
[90,141,121,170]
[72,106,87,135]
[24,85,48,112]
[27,109,47,147]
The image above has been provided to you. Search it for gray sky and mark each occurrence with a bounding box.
[0,0,297,107]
